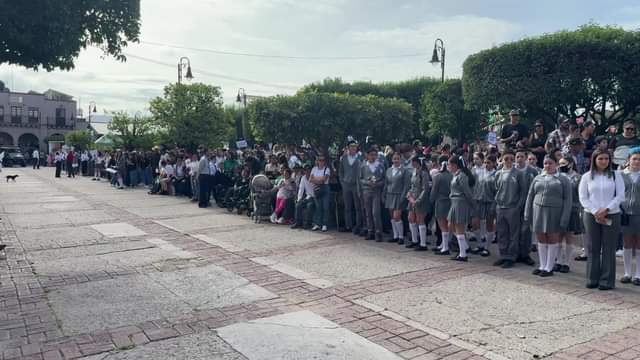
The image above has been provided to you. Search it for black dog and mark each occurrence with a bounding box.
[5,175,19,182]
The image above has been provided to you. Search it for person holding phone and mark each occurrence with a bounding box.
[579,149,625,290]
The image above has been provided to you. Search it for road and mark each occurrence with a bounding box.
[1,167,639,359]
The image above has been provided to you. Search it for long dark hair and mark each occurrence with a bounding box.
[449,155,476,187]
[410,155,427,171]
[589,148,613,179]
[438,155,448,173]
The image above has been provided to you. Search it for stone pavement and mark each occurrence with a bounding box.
[1,168,640,360]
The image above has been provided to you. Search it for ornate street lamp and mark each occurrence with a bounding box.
[430,38,445,83]
[177,57,193,84]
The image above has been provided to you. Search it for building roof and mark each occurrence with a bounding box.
[89,122,110,136]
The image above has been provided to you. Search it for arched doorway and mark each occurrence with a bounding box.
[18,133,39,152]
[0,132,13,146]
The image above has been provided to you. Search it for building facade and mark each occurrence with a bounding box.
[0,88,87,153]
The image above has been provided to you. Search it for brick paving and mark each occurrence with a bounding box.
[1,170,640,359]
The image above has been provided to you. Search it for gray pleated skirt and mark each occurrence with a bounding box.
[447,198,473,225]
[434,198,451,219]
[567,208,584,234]
[475,201,496,220]
[622,214,640,234]
[532,205,563,233]
[385,193,404,210]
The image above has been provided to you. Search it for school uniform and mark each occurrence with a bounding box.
[517,165,539,258]
[407,169,431,213]
[360,161,386,239]
[339,154,363,232]
[384,166,411,210]
[495,167,527,262]
[579,171,625,289]
[474,168,497,220]
[524,172,572,233]
[430,171,453,219]
[447,171,475,226]
[565,171,583,234]
[621,170,640,234]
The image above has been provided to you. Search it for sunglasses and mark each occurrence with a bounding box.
[625,127,636,131]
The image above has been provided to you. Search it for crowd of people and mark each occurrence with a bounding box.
[51,109,640,291]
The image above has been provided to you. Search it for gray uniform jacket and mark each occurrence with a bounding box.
[524,173,572,227]
[339,154,362,187]
[430,171,453,206]
[621,171,640,215]
[566,171,582,211]
[360,162,386,193]
[409,169,431,209]
[474,169,497,203]
[518,165,539,193]
[450,171,474,204]
[495,167,527,209]
[384,166,411,197]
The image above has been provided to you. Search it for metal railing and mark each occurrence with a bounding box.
[0,115,41,128]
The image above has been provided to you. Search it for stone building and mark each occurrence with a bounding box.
[0,87,87,153]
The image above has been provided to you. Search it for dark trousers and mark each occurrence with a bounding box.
[294,197,315,228]
[32,158,40,169]
[496,207,521,261]
[198,174,211,207]
[584,212,620,288]
[55,161,61,177]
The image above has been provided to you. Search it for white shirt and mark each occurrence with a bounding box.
[579,171,625,215]
[311,166,330,185]
[208,161,217,175]
[163,164,175,177]
[297,175,315,201]
[391,166,400,177]
[32,150,39,158]
[347,154,357,166]
[288,155,301,169]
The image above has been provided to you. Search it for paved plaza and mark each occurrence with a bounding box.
[1,168,640,359]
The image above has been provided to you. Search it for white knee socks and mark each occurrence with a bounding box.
[636,251,640,279]
[457,234,468,257]
[624,249,633,277]
[485,232,495,248]
[410,223,419,244]
[419,225,427,247]
[480,220,487,240]
[537,243,548,271]
[391,221,399,239]
[546,244,560,272]
[396,221,404,240]
[441,232,450,251]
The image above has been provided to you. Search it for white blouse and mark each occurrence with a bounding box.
[578,171,625,215]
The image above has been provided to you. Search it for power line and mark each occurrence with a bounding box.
[139,40,429,61]
[123,53,300,91]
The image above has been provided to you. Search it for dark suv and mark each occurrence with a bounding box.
[0,146,27,167]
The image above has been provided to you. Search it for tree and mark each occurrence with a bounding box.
[65,130,93,151]
[462,24,640,130]
[248,92,414,152]
[0,0,141,71]
[108,111,157,150]
[423,80,479,144]
[149,83,232,151]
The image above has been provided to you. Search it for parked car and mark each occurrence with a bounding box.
[0,146,27,167]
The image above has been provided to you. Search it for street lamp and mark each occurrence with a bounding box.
[177,57,193,84]
[236,88,247,141]
[430,38,445,83]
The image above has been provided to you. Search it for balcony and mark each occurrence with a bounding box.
[46,116,75,130]
[0,115,41,128]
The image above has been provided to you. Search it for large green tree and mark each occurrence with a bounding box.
[248,92,414,151]
[149,83,232,150]
[65,130,93,151]
[462,24,640,129]
[0,0,140,70]
[108,111,157,150]
[423,80,479,144]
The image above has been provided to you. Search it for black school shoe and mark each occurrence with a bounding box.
[540,270,554,277]
[559,265,570,273]
[405,242,416,248]
[388,237,398,243]
[397,238,405,245]
[479,249,491,257]
[621,276,632,284]
[586,283,599,289]
[532,269,542,275]
[451,255,468,262]
[598,285,613,291]
[501,260,515,269]
[414,246,429,252]
[552,264,561,272]
[517,256,536,266]
[435,250,450,255]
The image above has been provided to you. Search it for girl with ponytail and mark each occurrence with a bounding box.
[447,155,476,261]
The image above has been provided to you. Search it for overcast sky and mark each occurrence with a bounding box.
[1,0,639,114]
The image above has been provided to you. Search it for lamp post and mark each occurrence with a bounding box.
[177,57,193,84]
[88,101,97,126]
[236,88,247,141]
[430,38,445,83]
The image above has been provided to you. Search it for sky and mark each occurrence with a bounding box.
[1,0,640,115]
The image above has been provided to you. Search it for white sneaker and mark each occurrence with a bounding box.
[616,249,624,257]
[276,217,285,224]
[311,225,320,231]
[270,213,277,223]
[321,225,328,232]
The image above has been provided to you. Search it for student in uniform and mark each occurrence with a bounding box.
[360,147,386,241]
[470,155,497,256]
[579,148,625,290]
[431,155,453,255]
[515,149,539,265]
[470,152,486,244]
[494,150,528,269]
[555,155,582,273]
[406,156,431,250]
[339,140,363,235]
[525,154,572,277]
[447,155,476,262]
[620,147,640,286]
[384,152,411,244]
